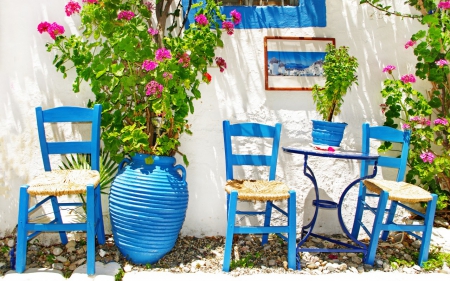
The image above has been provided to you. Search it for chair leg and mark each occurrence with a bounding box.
[351,182,367,239]
[365,190,389,265]
[50,196,68,244]
[94,186,105,245]
[86,185,96,275]
[380,200,398,241]
[15,185,30,273]
[261,201,273,245]
[417,194,438,266]
[287,190,297,270]
[223,191,238,272]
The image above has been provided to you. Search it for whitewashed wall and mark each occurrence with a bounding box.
[0,0,429,240]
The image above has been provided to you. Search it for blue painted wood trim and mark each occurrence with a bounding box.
[183,0,327,29]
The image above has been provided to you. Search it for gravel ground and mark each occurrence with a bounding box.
[1,226,449,278]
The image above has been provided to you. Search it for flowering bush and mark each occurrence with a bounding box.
[38,0,241,165]
[365,0,450,209]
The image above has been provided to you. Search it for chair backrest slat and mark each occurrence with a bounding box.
[223,120,282,181]
[361,122,411,181]
[36,105,102,172]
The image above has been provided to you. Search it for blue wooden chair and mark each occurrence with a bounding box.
[352,122,437,266]
[222,120,296,271]
[15,105,105,275]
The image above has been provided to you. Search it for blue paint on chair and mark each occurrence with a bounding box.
[183,0,326,29]
[222,120,297,271]
[15,105,105,275]
[351,123,438,266]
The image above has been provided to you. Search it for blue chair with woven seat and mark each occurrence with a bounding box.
[15,105,105,275]
[222,120,297,271]
[352,122,437,266]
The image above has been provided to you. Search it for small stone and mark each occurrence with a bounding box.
[357,266,365,273]
[55,256,67,263]
[52,263,64,270]
[0,262,5,268]
[268,260,276,266]
[52,247,63,256]
[404,253,412,261]
[306,263,318,269]
[411,240,421,249]
[7,239,14,248]
[76,248,85,254]
[65,240,76,249]
[351,256,362,264]
[75,258,86,266]
[375,259,383,267]
[99,249,107,257]
[123,263,133,272]
[67,247,76,253]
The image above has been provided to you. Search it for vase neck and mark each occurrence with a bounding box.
[131,153,175,166]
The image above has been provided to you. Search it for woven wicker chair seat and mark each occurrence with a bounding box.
[363,179,432,203]
[27,170,100,196]
[225,180,291,201]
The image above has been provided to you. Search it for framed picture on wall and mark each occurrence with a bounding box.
[264,36,336,91]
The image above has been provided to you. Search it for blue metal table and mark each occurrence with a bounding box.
[282,146,379,268]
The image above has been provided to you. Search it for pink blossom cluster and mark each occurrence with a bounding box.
[402,123,411,130]
[163,72,173,80]
[178,53,190,68]
[142,60,158,71]
[434,118,449,125]
[195,14,208,26]
[215,57,227,72]
[404,40,416,49]
[380,103,387,114]
[410,116,431,126]
[420,152,436,163]
[222,21,234,35]
[37,22,65,39]
[144,1,155,11]
[148,28,158,35]
[145,81,163,96]
[400,74,416,83]
[117,10,135,21]
[382,65,396,74]
[230,10,242,25]
[203,72,212,83]
[65,0,81,16]
[438,1,450,9]
[82,0,98,3]
[436,59,449,67]
[155,48,172,61]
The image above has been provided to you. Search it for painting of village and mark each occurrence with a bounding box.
[267,51,326,77]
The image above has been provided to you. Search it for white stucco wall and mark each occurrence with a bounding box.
[0,0,430,239]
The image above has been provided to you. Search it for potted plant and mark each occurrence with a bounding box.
[37,0,241,264]
[311,43,358,147]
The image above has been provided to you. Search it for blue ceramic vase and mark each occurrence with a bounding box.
[109,154,189,264]
[311,120,347,147]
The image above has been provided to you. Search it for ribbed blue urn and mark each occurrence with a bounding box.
[109,154,189,264]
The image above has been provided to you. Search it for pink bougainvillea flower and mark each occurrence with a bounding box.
[65,0,81,16]
[142,60,158,71]
[178,53,190,68]
[163,72,173,80]
[148,28,158,35]
[82,0,98,3]
[434,118,448,125]
[382,65,396,73]
[155,48,172,61]
[47,22,65,39]
[404,40,416,49]
[145,81,163,96]
[400,74,416,83]
[195,14,208,26]
[215,57,227,72]
[420,152,435,163]
[380,103,387,114]
[144,1,155,11]
[410,116,431,126]
[117,10,135,20]
[37,22,51,33]
[327,147,335,152]
[203,72,212,83]
[438,1,450,9]
[402,123,411,130]
[436,59,449,67]
[230,10,242,25]
[222,21,234,35]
